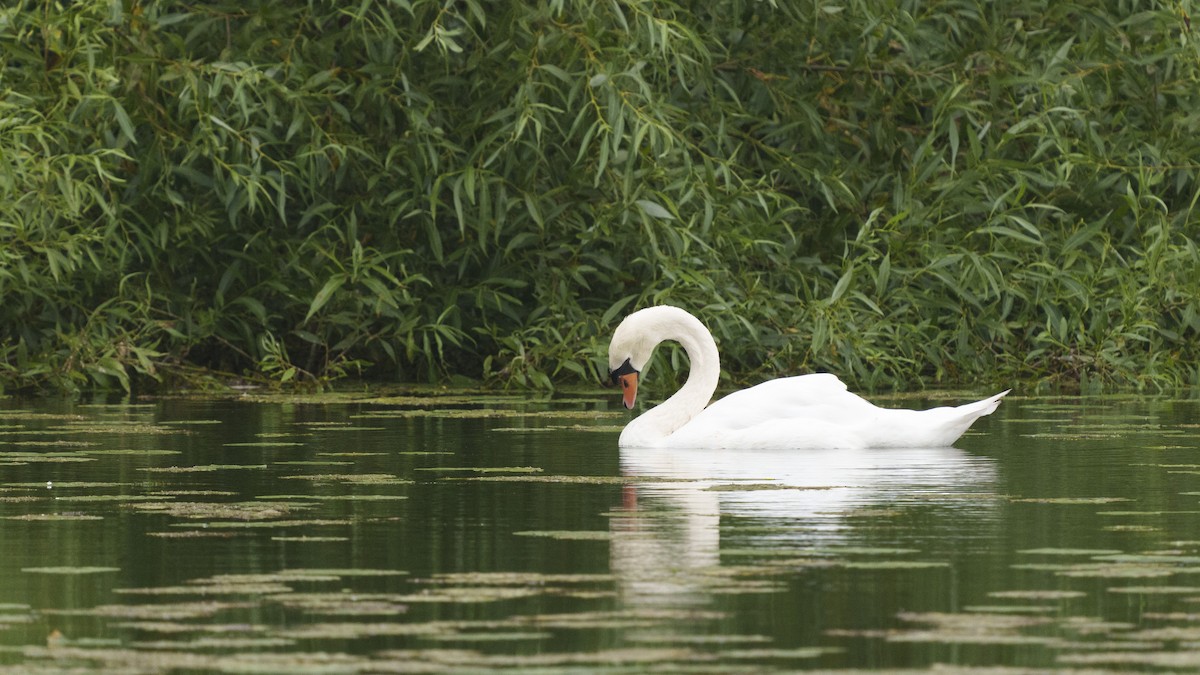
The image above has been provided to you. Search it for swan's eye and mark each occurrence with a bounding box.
[610,358,637,386]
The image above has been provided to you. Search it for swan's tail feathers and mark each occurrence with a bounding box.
[962,389,1010,419]
[925,389,1008,447]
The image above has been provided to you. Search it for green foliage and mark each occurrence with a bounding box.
[1,0,1198,394]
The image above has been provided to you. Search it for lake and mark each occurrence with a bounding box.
[2,391,1200,672]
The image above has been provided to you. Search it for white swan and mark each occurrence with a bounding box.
[608,305,1009,449]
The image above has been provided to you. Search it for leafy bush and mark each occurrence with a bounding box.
[1,0,1198,394]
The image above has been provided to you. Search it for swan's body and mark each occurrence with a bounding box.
[608,306,1008,450]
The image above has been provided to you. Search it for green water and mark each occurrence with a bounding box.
[1,392,1200,672]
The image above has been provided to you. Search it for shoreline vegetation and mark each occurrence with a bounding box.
[2,1,1199,396]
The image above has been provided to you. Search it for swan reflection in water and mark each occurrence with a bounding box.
[609,444,1000,610]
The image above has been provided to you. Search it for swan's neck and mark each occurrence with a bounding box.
[621,315,720,447]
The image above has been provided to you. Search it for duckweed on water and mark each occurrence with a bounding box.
[1056,564,1189,578]
[273,460,355,466]
[456,474,690,484]
[115,583,295,596]
[625,633,773,645]
[141,464,268,473]
[811,547,922,556]
[145,530,239,539]
[6,513,105,521]
[150,490,238,497]
[223,441,307,448]
[416,466,543,474]
[1058,652,1200,668]
[132,637,298,650]
[513,530,612,540]
[1108,585,1200,594]
[127,501,315,520]
[833,561,951,570]
[22,567,120,575]
[52,494,165,503]
[256,494,407,502]
[1019,548,1125,556]
[271,595,410,616]
[0,452,95,463]
[960,605,1059,614]
[989,590,1088,600]
[60,422,185,435]
[280,473,412,485]
[170,518,352,530]
[279,568,408,578]
[5,481,129,489]
[419,631,552,642]
[492,424,625,433]
[422,572,613,586]
[65,448,180,458]
[1012,497,1134,504]
[7,440,97,447]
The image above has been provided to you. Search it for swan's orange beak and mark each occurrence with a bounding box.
[617,372,638,410]
[610,358,639,410]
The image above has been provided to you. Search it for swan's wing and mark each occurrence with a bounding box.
[666,374,1007,449]
[690,373,878,431]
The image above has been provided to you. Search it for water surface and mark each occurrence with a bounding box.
[1,392,1200,672]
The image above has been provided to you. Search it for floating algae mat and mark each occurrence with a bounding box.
[6,394,1200,672]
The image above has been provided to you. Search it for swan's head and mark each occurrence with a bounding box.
[608,306,695,410]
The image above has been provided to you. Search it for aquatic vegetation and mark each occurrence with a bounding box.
[513,530,612,541]
[1012,497,1134,505]
[1019,548,1125,556]
[145,531,240,539]
[81,449,182,456]
[22,567,120,575]
[989,590,1088,600]
[273,460,355,466]
[416,466,543,474]
[833,561,951,570]
[141,464,268,473]
[876,611,1063,646]
[419,631,551,642]
[223,441,306,448]
[52,495,166,503]
[256,494,407,502]
[168,519,353,530]
[0,452,96,463]
[6,513,105,521]
[115,582,295,596]
[279,473,412,485]
[126,501,317,520]
[421,572,613,586]
[1108,586,1200,594]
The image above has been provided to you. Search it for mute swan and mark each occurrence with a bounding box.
[608,305,1008,449]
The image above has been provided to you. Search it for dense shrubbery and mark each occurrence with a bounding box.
[1,0,1199,394]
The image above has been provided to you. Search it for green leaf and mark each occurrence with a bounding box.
[830,268,854,303]
[111,100,137,144]
[635,200,674,220]
[306,276,346,322]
